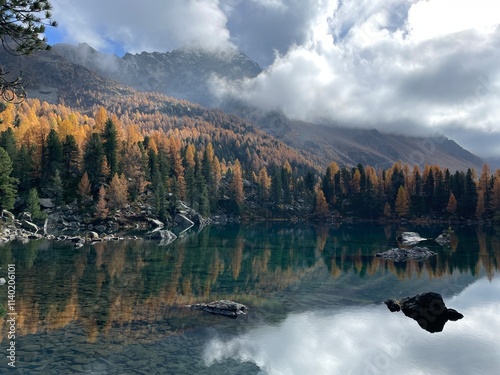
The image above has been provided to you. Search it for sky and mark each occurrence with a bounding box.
[45,0,500,159]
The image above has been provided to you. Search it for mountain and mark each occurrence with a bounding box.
[0,44,486,171]
[223,104,485,172]
[52,43,262,107]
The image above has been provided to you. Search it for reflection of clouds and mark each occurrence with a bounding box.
[204,277,500,375]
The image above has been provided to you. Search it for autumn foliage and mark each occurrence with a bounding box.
[1,98,499,222]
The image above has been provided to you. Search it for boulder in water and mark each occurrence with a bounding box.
[187,300,247,318]
[384,292,464,333]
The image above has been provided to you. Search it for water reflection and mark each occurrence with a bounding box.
[0,224,499,343]
[204,276,500,375]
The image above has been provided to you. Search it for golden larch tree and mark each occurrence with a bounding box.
[395,186,409,217]
[229,159,245,206]
[314,189,329,220]
[107,174,129,211]
[447,193,457,215]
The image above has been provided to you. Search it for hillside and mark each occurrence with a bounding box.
[224,104,485,172]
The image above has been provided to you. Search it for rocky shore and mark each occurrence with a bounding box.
[1,199,211,246]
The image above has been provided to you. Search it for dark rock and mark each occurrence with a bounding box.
[384,292,464,333]
[375,247,436,262]
[39,198,54,209]
[18,211,32,221]
[384,299,400,312]
[188,300,247,318]
[446,308,464,321]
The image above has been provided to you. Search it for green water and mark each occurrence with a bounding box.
[1,223,499,374]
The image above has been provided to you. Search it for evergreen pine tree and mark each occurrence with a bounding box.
[13,144,33,194]
[0,147,17,211]
[102,118,118,178]
[83,132,104,192]
[44,128,63,186]
[26,188,45,221]
[0,128,17,162]
[62,135,80,201]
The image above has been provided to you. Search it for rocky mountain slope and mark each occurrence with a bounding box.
[224,104,485,171]
[52,43,262,107]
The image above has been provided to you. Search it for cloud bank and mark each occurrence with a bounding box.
[51,0,234,53]
[49,0,500,157]
[213,0,500,157]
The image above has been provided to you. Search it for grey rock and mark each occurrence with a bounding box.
[383,299,400,312]
[1,209,15,221]
[19,211,32,221]
[39,198,54,209]
[88,231,100,239]
[0,278,5,286]
[146,217,164,229]
[21,220,39,233]
[396,232,427,245]
[376,247,436,262]
[188,300,247,318]
[435,232,451,247]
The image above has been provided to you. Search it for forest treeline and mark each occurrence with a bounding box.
[1,98,500,223]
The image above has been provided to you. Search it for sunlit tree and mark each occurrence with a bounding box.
[1,0,57,101]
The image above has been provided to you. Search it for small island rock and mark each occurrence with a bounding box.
[384,292,464,333]
[187,300,247,318]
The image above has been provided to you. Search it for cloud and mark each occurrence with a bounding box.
[51,0,234,53]
[211,0,500,157]
[203,277,500,375]
[49,0,500,157]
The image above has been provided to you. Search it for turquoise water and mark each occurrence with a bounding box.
[0,224,499,374]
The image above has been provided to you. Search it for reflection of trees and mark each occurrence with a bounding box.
[0,224,499,344]
[321,226,499,281]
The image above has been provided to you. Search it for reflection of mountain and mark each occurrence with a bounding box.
[0,224,499,345]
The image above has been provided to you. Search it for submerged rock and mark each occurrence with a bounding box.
[384,292,464,333]
[396,232,427,245]
[187,300,247,318]
[375,247,436,262]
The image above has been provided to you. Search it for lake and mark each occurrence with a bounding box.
[1,223,499,374]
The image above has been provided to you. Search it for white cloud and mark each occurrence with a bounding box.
[407,0,500,42]
[49,0,500,157]
[211,0,500,156]
[203,277,500,375]
[51,0,234,53]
